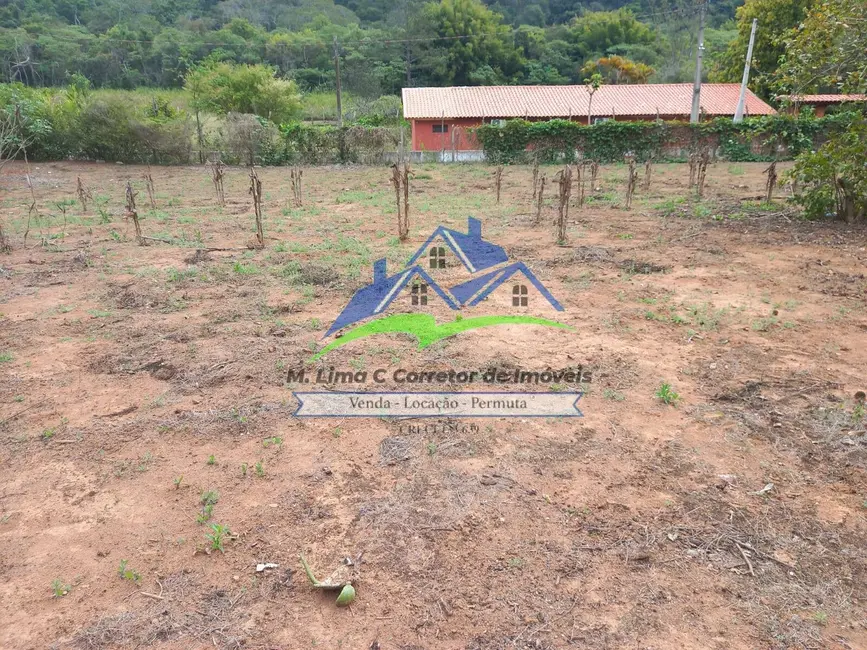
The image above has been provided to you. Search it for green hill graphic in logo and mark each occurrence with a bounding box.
[316,217,570,359]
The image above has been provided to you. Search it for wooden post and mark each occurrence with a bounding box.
[392,163,411,241]
[764,161,778,202]
[696,149,710,198]
[402,163,411,238]
[334,37,343,128]
[532,154,539,201]
[535,174,546,225]
[556,165,572,244]
[440,112,445,160]
[76,176,91,212]
[249,168,264,248]
[125,181,143,245]
[290,167,303,207]
[211,160,225,206]
[450,127,456,163]
[145,165,156,209]
[624,155,638,209]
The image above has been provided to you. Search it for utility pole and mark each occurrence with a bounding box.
[690,1,706,124]
[333,37,343,128]
[733,18,758,123]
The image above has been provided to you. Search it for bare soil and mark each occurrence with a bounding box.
[1,160,866,650]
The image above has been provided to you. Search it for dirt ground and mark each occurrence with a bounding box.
[1,159,866,650]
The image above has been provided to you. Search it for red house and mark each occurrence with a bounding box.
[402,83,776,152]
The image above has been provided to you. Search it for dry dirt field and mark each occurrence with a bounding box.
[1,159,866,650]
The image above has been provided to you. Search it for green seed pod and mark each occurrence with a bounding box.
[335,584,355,606]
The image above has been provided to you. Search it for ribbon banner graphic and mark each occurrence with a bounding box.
[293,392,583,418]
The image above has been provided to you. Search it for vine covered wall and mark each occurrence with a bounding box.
[474,113,858,164]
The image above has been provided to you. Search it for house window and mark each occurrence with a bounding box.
[512,284,528,307]
[591,117,610,125]
[429,246,446,269]
[433,124,448,133]
[411,283,428,306]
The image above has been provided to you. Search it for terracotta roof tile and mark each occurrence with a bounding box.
[781,94,866,103]
[402,84,776,119]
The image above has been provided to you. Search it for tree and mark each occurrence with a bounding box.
[419,0,524,86]
[783,0,866,222]
[581,55,655,84]
[568,9,656,63]
[584,73,602,123]
[778,0,865,95]
[711,0,813,99]
[184,62,302,124]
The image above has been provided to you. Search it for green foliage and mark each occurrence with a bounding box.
[712,0,812,99]
[0,0,741,92]
[185,62,302,123]
[477,119,673,164]
[475,114,857,164]
[569,9,657,62]
[0,83,192,164]
[201,490,220,506]
[51,579,71,598]
[789,120,867,222]
[420,0,524,85]
[277,122,400,164]
[655,382,680,406]
[206,523,231,552]
[117,559,141,584]
[780,0,867,222]
[778,0,866,97]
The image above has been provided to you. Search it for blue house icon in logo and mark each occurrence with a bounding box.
[324,217,563,338]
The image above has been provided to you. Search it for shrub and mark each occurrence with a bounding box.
[278,121,398,164]
[185,62,302,124]
[789,119,867,222]
[76,96,192,164]
[222,112,281,165]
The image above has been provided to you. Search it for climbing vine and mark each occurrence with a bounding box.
[474,113,858,164]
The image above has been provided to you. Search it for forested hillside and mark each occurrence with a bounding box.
[0,0,742,94]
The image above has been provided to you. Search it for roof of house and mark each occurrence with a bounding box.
[324,264,457,337]
[402,83,776,120]
[407,217,508,273]
[780,94,866,104]
[449,262,564,311]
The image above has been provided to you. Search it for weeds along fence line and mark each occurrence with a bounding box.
[475,113,859,164]
[1,84,405,166]
[6,79,857,167]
